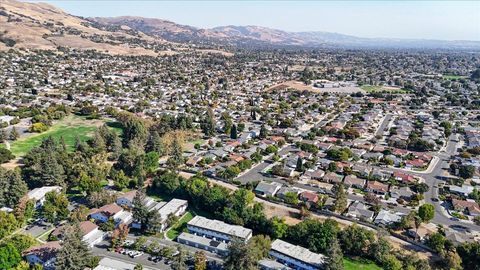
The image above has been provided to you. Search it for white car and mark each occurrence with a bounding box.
[132,252,144,258]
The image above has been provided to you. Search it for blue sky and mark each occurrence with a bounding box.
[27,1,480,41]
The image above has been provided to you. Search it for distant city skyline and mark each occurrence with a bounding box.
[26,0,480,41]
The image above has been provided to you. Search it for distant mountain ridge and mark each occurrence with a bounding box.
[94,17,480,50]
[1,0,479,52]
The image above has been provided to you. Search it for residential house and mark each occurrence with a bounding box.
[89,203,132,226]
[51,221,105,248]
[374,210,403,226]
[365,181,389,195]
[343,175,366,189]
[254,182,282,197]
[451,199,480,217]
[299,191,319,207]
[322,172,343,184]
[390,186,414,201]
[393,172,417,184]
[23,241,61,270]
[346,201,374,221]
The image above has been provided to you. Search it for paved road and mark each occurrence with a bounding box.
[375,114,393,137]
[236,145,294,184]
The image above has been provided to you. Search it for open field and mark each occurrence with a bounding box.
[360,85,408,94]
[442,74,467,80]
[344,258,383,270]
[7,115,120,157]
[268,80,365,94]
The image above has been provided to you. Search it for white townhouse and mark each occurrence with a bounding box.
[269,239,326,270]
[187,216,252,243]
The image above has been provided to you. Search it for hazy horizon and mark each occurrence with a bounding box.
[25,0,480,41]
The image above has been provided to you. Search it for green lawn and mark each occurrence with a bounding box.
[443,74,466,80]
[344,258,383,270]
[360,85,407,94]
[166,212,195,240]
[8,115,121,157]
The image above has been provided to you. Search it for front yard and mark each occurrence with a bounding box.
[166,211,195,240]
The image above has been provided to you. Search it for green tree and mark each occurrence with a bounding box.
[382,254,402,270]
[42,191,69,223]
[456,242,480,270]
[418,203,435,223]
[224,238,259,270]
[459,165,475,179]
[171,246,188,270]
[55,224,92,270]
[230,124,238,139]
[296,157,304,172]
[201,108,215,137]
[268,217,288,239]
[259,124,268,139]
[194,251,207,270]
[9,127,19,141]
[167,137,185,171]
[325,238,344,270]
[0,148,14,163]
[0,168,27,208]
[132,189,149,231]
[339,224,375,256]
[333,184,348,214]
[0,243,21,269]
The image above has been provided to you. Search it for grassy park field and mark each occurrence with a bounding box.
[8,115,120,156]
[344,258,383,270]
[360,85,407,94]
[443,74,466,80]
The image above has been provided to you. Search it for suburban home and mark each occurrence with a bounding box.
[23,241,61,270]
[302,169,325,181]
[371,168,391,181]
[116,191,157,210]
[405,159,426,168]
[448,185,475,197]
[390,186,414,201]
[27,186,62,208]
[89,203,132,226]
[451,199,480,217]
[346,201,374,221]
[51,221,105,247]
[374,210,403,226]
[343,175,366,189]
[393,171,417,184]
[299,191,319,207]
[254,182,282,197]
[269,239,326,270]
[322,172,343,184]
[365,181,389,195]
[276,187,301,201]
[352,164,371,178]
[187,216,252,243]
